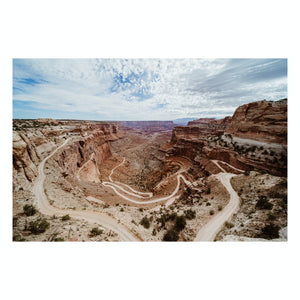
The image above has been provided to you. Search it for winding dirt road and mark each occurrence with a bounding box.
[32,138,241,242]
[101,157,196,206]
[194,172,240,241]
[32,139,138,241]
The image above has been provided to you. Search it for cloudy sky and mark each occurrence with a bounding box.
[13,58,287,121]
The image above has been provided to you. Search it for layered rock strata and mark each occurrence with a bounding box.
[167,99,287,177]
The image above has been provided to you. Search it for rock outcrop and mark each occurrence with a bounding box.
[12,119,123,187]
[225,99,287,144]
[55,131,112,178]
[13,131,39,183]
[167,99,287,177]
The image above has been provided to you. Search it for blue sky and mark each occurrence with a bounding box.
[13,58,287,121]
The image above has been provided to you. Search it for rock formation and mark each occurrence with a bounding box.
[167,99,287,177]
[12,119,123,187]
[225,99,287,144]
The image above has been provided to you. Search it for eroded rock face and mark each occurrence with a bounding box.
[13,132,39,183]
[226,99,287,144]
[12,119,123,186]
[167,99,287,177]
[55,132,112,178]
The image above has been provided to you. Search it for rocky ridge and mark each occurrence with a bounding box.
[167,99,287,177]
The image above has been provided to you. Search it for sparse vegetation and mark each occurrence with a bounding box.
[28,218,50,234]
[61,214,71,221]
[23,204,37,216]
[163,229,179,241]
[174,215,186,231]
[13,217,18,227]
[89,227,103,237]
[225,221,234,229]
[184,209,196,220]
[255,196,273,210]
[140,216,150,229]
[258,223,279,240]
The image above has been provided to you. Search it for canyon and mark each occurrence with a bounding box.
[12,98,287,242]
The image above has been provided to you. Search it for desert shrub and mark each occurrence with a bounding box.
[244,170,250,176]
[206,202,211,206]
[13,234,26,241]
[184,209,196,220]
[259,223,279,240]
[13,217,18,227]
[205,187,211,194]
[61,214,70,221]
[174,215,186,231]
[267,212,276,221]
[120,207,124,212]
[209,210,215,215]
[225,221,234,229]
[157,215,166,228]
[256,196,273,210]
[217,205,223,211]
[163,229,179,241]
[23,204,37,216]
[152,228,157,236]
[169,212,178,221]
[89,227,103,237]
[54,237,65,241]
[28,218,50,234]
[140,216,150,229]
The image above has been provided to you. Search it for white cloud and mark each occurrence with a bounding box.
[13,58,287,120]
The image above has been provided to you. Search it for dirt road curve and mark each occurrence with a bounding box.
[102,157,196,206]
[32,139,138,241]
[194,172,240,241]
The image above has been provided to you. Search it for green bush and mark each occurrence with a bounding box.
[256,196,273,210]
[13,217,18,227]
[259,223,279,240]
[267,212,276,221]
[28,218,50,234]
[225,221,234,229]
[140,216,150,229]
[61,214,70,221]
[184,209,196,220]
[163,229,179,241]
[169,212,178,221]
[54,237,65,241]
[23,204,37,216]
[89,227,103,237]
[174,215,186,231]
[13,234,26,241]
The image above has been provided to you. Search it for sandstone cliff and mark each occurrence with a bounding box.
[12,119,123,187]
[225,99,287,144]
[54,131,112,178]
[167,99,287,177]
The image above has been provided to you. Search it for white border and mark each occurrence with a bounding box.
[1,1,299,300]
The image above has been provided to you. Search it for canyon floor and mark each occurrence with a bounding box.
[12,111,287,242]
